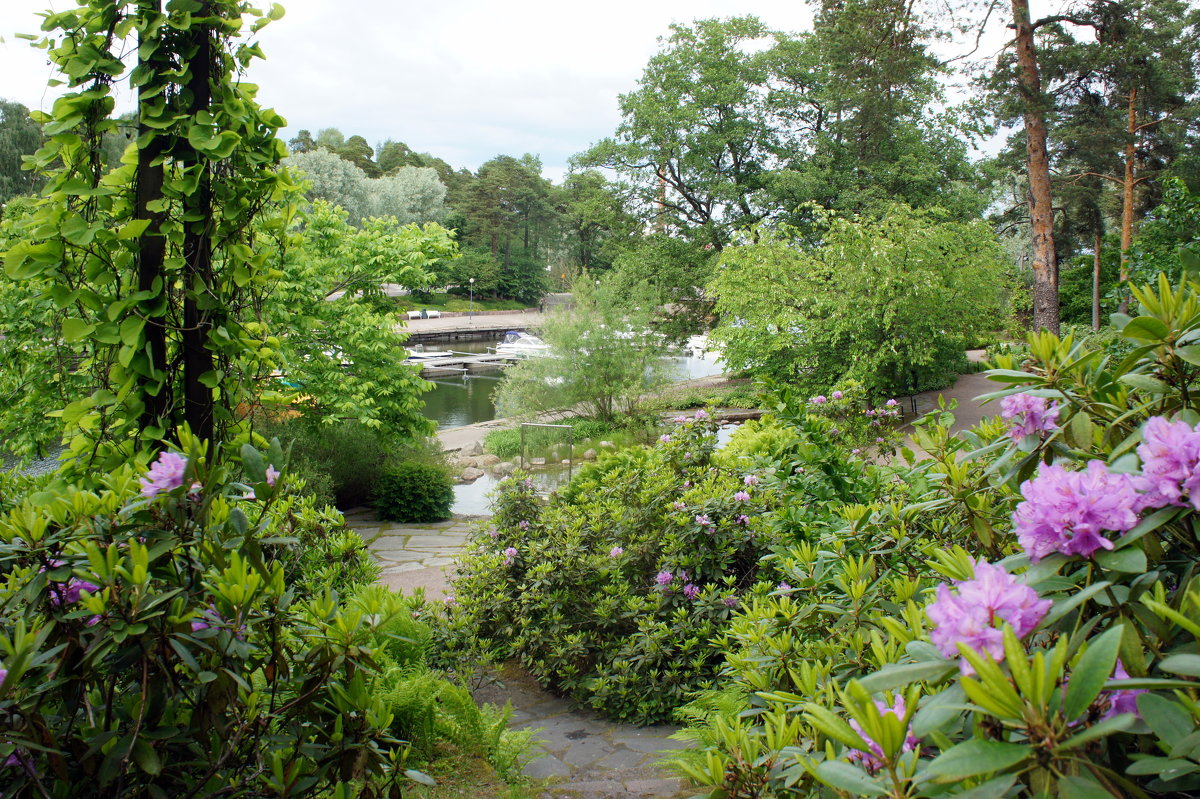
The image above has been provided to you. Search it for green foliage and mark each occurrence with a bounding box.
[255,416,397,508]
[674,270,1200,798]
[494,276,672,422]
[483,428,523,461]
[272,199,457,436]
[0,100,43,205]
[440,412,781,725]
[709,206,1006,399]
[0,435,419,796]
[373,462,455,524]
[4,1,296,463]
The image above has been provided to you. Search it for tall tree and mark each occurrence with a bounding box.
[0,99,44,206]
[577,17,775,248]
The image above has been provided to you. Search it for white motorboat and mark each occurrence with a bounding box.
[493,331,551,357]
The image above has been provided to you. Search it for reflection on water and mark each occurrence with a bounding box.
[418,337,725,430]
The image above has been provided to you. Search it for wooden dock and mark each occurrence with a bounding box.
[406,352,521,377]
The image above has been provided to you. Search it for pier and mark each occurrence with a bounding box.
[406,351,523,377]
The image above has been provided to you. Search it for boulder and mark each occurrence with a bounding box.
[582,448,598,460]
[454,456,478,469]
[477,453,501,468]
[492,461,516,476]
[465,441,484,456]
[599,441,615,449]
[459,467,485,482]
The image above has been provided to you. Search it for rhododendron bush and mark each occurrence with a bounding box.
[672,273,1200,797]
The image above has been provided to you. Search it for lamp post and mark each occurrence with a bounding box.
[469,277,475,323]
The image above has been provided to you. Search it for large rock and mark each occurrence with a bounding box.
[459,467,485,482]
[477,453,501,468]
[465,440,484,456]
[582,448,598,460]
[454,456,478,469]
[599,441,615,449]
[492,461,516,476]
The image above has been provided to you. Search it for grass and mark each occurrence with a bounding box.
[394,293,530,313]
[483,416,657,461]
[404,746,536,799]
[641,379,765,413]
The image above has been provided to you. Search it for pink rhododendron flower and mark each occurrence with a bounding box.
[810,395,827,405]
[674,415,689,423]
[832,390,843,400]
[659,434,671,443]
[777,582,792,591]
[694,409,708,420]
[734,491,750,502]
[1101,661,1146,720]
[886,399,898,407]
[141,451,187,498]
[737,514,750,525]
[927,559,1051,673]
[673,500,686,511]
[655,571,673,586]
[743,474,759,486]
[722,596,738,608]
[1013,461,1141,561]
[502,547,518,566]
[265,465,280,487]
[695,514,713,527]
[609,546,624,558]
[1000,392,1061,441]
[1133,416,1200,510]
[682,583,700,600]
[518,520,530,530]
[847,696,920,774]
[0,668,6,689]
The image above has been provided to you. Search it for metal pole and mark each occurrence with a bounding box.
[469,277,474,322]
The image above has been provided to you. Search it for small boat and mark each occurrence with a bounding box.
[493,331,551,357]
[404,349,456,360]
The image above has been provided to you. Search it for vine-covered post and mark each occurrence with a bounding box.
[7,0,294,466]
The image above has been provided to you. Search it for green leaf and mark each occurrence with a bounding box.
[1121,316,1169,342]
[948,775,1018,799]
[228,508,249,537]
[1059,774,1118,799]
[1139,694,1194,749]
[131,739,162,775]
[61,317,96,342]
[1158,654,1200,678]
[240,443,266,482]
[1069,410,1094,449]
[1057,713,1136,750]
[813,761,887,797]
[1174,345,1200,367]
[1119,373,1171,394]
[1066,626,1123,720]
[856,660,957,693]
[926,739,1030,782]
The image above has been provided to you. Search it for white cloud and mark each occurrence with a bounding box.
[2,0,1062,182]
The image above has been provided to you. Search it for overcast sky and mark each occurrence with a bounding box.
[2,1,1017,182]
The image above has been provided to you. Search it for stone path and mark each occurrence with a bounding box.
[346,509,692,797]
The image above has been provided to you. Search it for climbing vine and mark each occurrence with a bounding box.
[3,0,296,467]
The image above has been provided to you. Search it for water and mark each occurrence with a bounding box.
[417,337,725,430]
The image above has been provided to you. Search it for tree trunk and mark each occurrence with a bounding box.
[182,15,215,446]
[135,0,168,434]
[1118,87,1137,313]
[1093,231,1102,332]
[1011,0,1059,334]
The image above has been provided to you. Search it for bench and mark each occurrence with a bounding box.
[406,310,443,320]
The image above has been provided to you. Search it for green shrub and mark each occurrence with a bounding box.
[483,428,522,460]
[0,434,420,796]
[672,275,1200,798]
[256,417,393,507]
[438,412,786,724]
[373,461,455,523]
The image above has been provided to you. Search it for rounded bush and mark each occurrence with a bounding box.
[372,462,454,523]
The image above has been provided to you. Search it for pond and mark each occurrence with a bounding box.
[416,336,725,430]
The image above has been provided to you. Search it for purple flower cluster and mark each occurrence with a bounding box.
[1101,662,1146,720]
[265,465,280,487]
[734,491,750,502]
[518,520,530,530]
[832,390,843,400]
[846,696,920,774]
[1000,392,1061,442]
[502,547,518,566]
[659,434,672,444]
[141,451,187,498]
[609,546,624,558]
[927,560,1050,672]
[743,474,759,486]
[655,571,673,586]
[1133,416,1200,511]
[736,514,750,525]
[694,409,709,420]
[682,583,700,600]
[1013,461,1141,562]
[810,395,827,405]
[695,514,713,528]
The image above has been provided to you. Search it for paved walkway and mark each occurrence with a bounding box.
[347,510,691,797]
